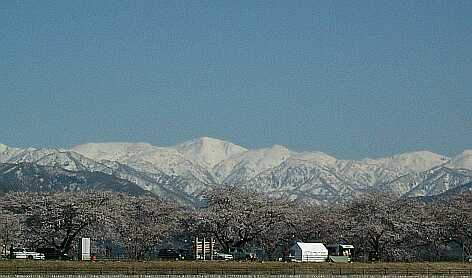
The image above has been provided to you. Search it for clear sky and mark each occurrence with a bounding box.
[1,1,471,159]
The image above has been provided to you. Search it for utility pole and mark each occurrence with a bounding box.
[462,241,465,263]
[210,237,214,260]
[202,237,206,261]
[194,237,199,260]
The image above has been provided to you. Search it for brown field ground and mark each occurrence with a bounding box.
[0,260,471,275]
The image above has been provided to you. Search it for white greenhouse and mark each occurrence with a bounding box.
[289,242,328,262]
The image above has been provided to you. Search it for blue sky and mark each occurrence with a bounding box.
[1,1,471,159]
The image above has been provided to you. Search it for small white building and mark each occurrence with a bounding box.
[289,242,328,262]
[79,238,91,261]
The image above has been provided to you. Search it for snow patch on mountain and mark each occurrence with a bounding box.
[289,151,337,166]
[35,151,111,173]
[3,137,472,205]
[0,143,23,163]
[405,167,472,197]
[448,150,472,169]
[216,145,293,184]
[72,142,156,162]
[7,148,66,164]
[244,156,351,202]
[363,151,449,173]
[174,137,247,169]
[73,142,217,191]
[0,144,8,153]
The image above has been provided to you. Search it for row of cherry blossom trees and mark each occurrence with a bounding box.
[0,192,180,260]
[0,188,470,261]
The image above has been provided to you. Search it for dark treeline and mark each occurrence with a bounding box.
[0,187,470,262]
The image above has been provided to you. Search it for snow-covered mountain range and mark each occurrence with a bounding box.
[1,137,471,205]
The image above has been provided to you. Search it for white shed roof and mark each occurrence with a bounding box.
[292,242,327,252]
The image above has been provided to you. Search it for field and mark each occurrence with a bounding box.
[0,260,472,276]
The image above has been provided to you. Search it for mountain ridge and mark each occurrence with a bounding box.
[1,137,471,205]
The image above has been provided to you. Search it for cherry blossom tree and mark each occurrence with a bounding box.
[341,193,410,261]
[287,201,335,243]
[438,191,472,260]
[0,211,22,256]
[195,186,294,258]
[106,194,181,260]
[0,191,113,255]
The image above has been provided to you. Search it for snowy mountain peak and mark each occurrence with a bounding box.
[245,145,292,163]
[460,150,472,156]
[365,151,449,173]
[214,144,293,183]
[448,150,472,169]
[72,142,156,161]
[174,137,247,168]
[290,151,337,165]
[0,143,24,163]
[0,143,8,153]
[3,138,472,205]
[34,150,110,172]
[7,148,66,164]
